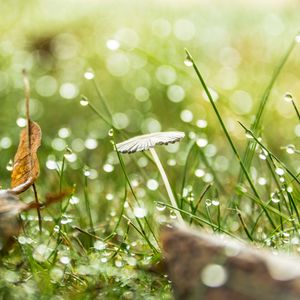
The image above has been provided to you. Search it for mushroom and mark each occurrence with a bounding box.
[116,131,185,226]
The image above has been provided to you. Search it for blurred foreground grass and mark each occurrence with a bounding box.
[1,0,300,299]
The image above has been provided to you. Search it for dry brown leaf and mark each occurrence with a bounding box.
[10,121,42,194]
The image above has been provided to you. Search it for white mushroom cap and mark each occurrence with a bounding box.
[116,131,185,154]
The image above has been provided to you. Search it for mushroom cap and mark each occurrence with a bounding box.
[116,131,185,154]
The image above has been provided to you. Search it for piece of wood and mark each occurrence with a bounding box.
[161,226,300,300]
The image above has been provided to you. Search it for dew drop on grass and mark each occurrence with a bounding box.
[103,163,114,173]
[295,34,300,43]
[196,138,208,148]
[33,244,52,262]
[106,39,120,50]
[134,206,147,218]
[258,177,267,186]
[106,193,114,201]
[275,168,285,176]
[271,193,280,203]
[212,200,220,206]
[279,177,285,183]
[284,92,293,103]
[184,58,193,67]
[80,96,89,106]
[169,210,177,219]
[195,168,205,178]
[156,203,166,211]
[286,144,295,154]
[60,256,71,265]
[115,259,124,268]
[108,129,114,137]
[167,158,176,166]
[50,268,64,282]
[101,257,108,263]
[147,179,159,190]
[245,132,253,139]
[94,240,106,250]
[196,119,207,128]
[83,168,91,177]
[205,199,212,207]
[70,196,80,204]
[54,225,60,232]
[84,69,95,80]
[6,159,13,171]
[16,117,27,127]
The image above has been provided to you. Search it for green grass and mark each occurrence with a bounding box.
[1,0,300,299]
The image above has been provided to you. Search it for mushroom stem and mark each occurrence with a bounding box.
[149,147,185,226]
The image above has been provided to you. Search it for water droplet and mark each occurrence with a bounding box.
[16,117,27,128]
[84,69,95,80]
[245,132,253,139]
[94,240,106,250]
[258,177,267,186]
[184,57,193,67]
[195,169,205,178]
[80,96,89,106]
[286,144,295,154]
[275,168,285,176]
[108,129,114,137]
[147,179,159,191]
[133,207,147,218]
[103,163,114,173]
[6,159,13,171]
[271,192,280,203]
[156,203,166,211]
[196,138,208,148]
[295,34,300,43]
[205,199,212,207]
[106,39,120,50]
[83,167,91,177]
[61,217,72,225]
[170,210,177,219]
[115,259,124,268]
[50,268,64,282]
[54,225,60,232]
[70,196,80,205]
[106,193,114,201]
[212,200,220,206]
[196,119,207,128]
[284,92,293,103]
[33,244,52,262]
[60,256,71,265]
[101,257,108,263]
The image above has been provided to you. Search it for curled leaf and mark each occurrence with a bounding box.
[11,121,42,194]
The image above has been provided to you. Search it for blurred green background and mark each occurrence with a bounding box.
[0,0,300,221]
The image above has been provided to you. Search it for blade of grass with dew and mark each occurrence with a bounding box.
[238,36,297,177]
[239,122,300,186]
[185,49,276,229]
[83,173,95,242]
[114,140,159,253]
[237,211,254,241]
[157,201,241,240]
[291,97,300,122]
[91,77,113,122]
[104,184,127,242]
[190,184,212,225]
